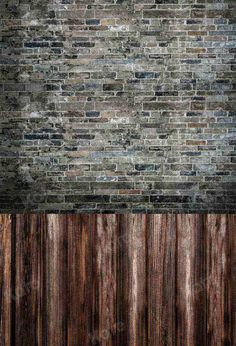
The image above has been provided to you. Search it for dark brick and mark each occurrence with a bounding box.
[65,195,110,203]
[156,91,178,96]
[90,182,134,190]
[155,0,178,3]
[143,10,190,18]
[181,59,201,64]
[111,195,149,203]
[47,195,65,203]
[51,134,64,139]
[154,182,197,190]
[73,42,95,47]
[150,196,191,203]
[24,134,50,140]
[135,164,155,171]
[24,42,49,48]
[135,72,155,79]
[86,19,100,25]
[103,84,123,91]
[86,111,100,117]
[73,134,95,140]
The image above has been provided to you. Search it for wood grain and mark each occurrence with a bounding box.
[67,215,92,346]
[0,214,235,346]
[147,214,176,346]
[0,215,11,346]
[176,214,207,346]
[92,214,117,346]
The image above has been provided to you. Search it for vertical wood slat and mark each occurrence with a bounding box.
[0,213,235,346]
[116,214,129,346]
[14,214,46,346]
[93,215,117,346]
[228,214,236,345]
[116,214,147,346]
[46,215,68,346]
[0,215,11,346]
[176,214,207,346]
[127,214,147,346]
[147,214,176,346]
[67,214,92,346]
[206,214,234,346]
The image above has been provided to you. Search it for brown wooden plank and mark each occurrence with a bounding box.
[193,215,207,346]
[128,214,147,346]
[206,214,230,346]
[14,214,46,346]
[227,214,236,345]
[67,214,93,346]
[0,213,235,345]
[147,214,176,346]
[116,214,130,346]
[176,214,207,346]
[46,214,68,346]
[0,215,11,346]
[116,214,147,346]
[90,214,117,346]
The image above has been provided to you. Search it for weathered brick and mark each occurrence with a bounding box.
[111,195,149,203]
[65,195,110,203]
[154,183,198,190]
[103,84,123,91]
[135,72,155,79]
[24,134,50,140]
[143,10,190,18]
[155,0,178,3]
[135,164,155,171]
[150,196,191,203]
[85,111,100,118]
[24,42,49,48]
[86,19,100,25]
[143,102,190,111]
[72,42,95,48]
[0,0,235,212]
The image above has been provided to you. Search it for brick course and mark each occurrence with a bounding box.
[0,0,235,212]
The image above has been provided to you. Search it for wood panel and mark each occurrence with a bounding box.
[0,214,235,346]
[147,214,176,346]
[0,215,11,346]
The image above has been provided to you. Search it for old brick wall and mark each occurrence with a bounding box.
[0,0,235,212]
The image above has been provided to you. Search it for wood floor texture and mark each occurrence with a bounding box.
[0,214,235,346]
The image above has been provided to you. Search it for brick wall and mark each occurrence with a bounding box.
[0,0,235,212]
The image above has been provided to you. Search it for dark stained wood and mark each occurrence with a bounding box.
[126,214,147,346]
[93,215,117,346]
[206,214,233,346]
[67,214,92,346]
[116,214,129,346]
[46,214,68,345]
[176,214,207,346]
[0,214,235,346]
[147,214,176,346]
[14,214,45,346]
[0,215,11,346]
[228,214,236,345]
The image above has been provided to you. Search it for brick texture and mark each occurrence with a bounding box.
[0,0,235,212]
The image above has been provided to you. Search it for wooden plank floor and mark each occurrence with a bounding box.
[0,214,235,346]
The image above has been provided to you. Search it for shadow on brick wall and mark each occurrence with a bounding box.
[0,0,53,212]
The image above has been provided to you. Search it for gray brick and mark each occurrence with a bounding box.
[65,195,110,203]
[0,0,235,212]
